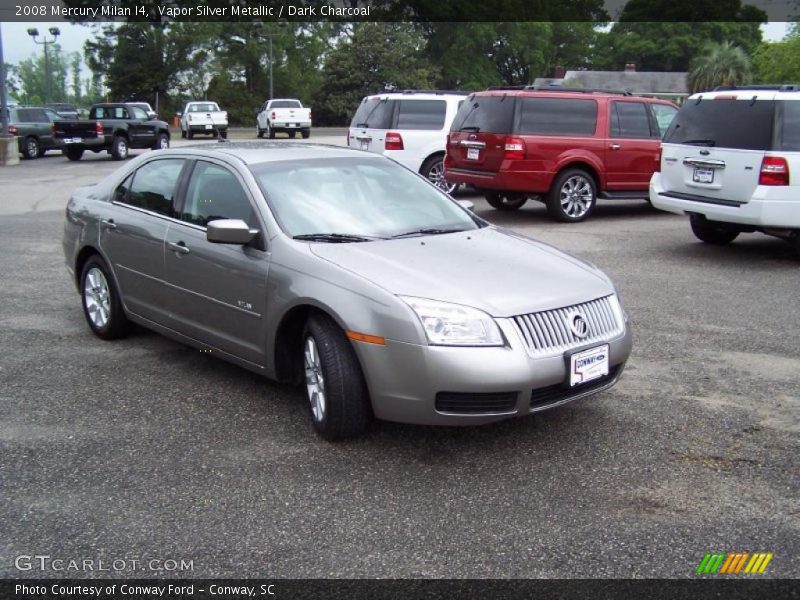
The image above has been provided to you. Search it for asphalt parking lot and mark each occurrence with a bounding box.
[0,133,798,579]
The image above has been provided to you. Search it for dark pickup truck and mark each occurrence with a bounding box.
[53,103,170,161]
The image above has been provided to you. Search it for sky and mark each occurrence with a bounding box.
[0,21,793,69]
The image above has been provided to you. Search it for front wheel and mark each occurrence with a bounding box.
[302,314,371,441]
[547,169,597,222]
[421,154,458,194]
[111,136,129,160]
[80,255,130,340]
[485,193,527,211]
[64,146,84,161]
[152,133,169,150]
[690,215,740,245]
[257,123,264,139]
[22,136,40,159]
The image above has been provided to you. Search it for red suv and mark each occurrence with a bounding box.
[444,88,678,222]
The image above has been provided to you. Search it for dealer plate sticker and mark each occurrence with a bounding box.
[205,124,212,129]
[64,138,82,144]
[569,344,609,387]
[467,148,480,160]
[693,167,714,183]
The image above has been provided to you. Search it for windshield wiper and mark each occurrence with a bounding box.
[391,228,467,239]
[293,233,382,243]
[459,126,481,132]
[354,98,387,129]
[680,139,716,146]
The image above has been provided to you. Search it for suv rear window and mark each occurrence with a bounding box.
[664,99,775,150]
[396,100,446,130]
[778,101,800,151]
[517,97,597,136]
[450,95,515,134]
[350,98,395,129]
[270,100,302,109]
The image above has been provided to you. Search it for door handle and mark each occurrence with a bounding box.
[101,218,117,230]
[609,144,621,150]
[168,241,190,255]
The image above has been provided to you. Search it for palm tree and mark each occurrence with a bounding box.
[688,41,753,93]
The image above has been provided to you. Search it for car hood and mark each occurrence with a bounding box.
[309,227,613,317]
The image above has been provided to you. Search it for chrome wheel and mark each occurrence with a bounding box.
[26,138,39,159]
[559,175,593,219]
[304,337,326,422]
[425,158,457,194]
[83,267,111,329]
[158,135,169,150]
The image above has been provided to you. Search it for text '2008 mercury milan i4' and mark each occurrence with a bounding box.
[63,142,632,440]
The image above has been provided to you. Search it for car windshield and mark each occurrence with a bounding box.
[250,158,482,240]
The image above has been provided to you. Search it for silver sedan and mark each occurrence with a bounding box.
[63,143,632,440]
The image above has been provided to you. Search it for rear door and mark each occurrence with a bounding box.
[348,96,397,153]
[605,100,661,190]
[659,97,775,204]
[446,94,516,172]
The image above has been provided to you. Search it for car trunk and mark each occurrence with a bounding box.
[348,97,396,153]
[447,95,516,173]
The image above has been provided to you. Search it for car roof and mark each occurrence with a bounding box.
[688,89,800,101]
[365,91,468,101]
[162,142,380,166]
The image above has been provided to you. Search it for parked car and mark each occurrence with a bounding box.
[650,85,800,257]
[6,105,63,159]
[126,101,157,120]
[63,142,631,440]
[256,99,311,139]
[45,103,79,120]
[348,90,468,193]
[180,101,228,139]
[445,87,678,221]
[53,103,171,161]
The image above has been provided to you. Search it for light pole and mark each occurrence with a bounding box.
[0,23,9,137]
[27,27,60,104]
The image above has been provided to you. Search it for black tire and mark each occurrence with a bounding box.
[690,215,740,245]
[80,255,130,340]
[301,129,310,139]
[187,130,194,140]
[547,168,597,222]
[268,124,275,139]
[485,192,527,211]
[257,124,264,139]
[220,130,228,139]
[289,130,297,139]
[302,314,371,441]
[181,129,187,139]
[64,146,84,161]
[421,154,458,194]
[151,133,169,151]
[22,136,40,160]
[37,146,47,157]
[111,136,129,160]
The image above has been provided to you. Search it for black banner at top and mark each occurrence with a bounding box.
[0,0,793,23]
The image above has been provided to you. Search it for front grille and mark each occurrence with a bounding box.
[435,391,518,414]
[511,295,623,357]
[530,365,620,409]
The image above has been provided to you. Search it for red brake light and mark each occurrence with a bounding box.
[655,145,662,173]
[385,132,404,151]
[759,156,789,186]
[504,136,526,160]
[8,125,18,135]
[271,111,276,120]
[96,121,104,136]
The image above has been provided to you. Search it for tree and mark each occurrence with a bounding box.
[687,41,752,92]
[752,22,800,84]
[14,44,70,104]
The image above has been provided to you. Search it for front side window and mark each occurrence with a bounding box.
[611,101,653,138]
[517,98,598,136]
[396,100,447,130]
[181,162,255,227]
[122,159,185,216]
[129,106,149,120]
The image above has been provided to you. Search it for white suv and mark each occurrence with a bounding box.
[347,90,468,193]
[650,85,800,257]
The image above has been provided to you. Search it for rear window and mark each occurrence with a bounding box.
[396,100,447,130]
[270,100,302,109]
[350,97,396,129]
[778,101,800,151]
[517,97,597,136]
[188,103,220,113]
[450,95,515,134]
[664,99,775,150]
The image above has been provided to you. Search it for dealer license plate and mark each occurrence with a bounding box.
[64,137,82,144]
[693,167,714,183]
[467,148,480,160]
[569,344,609,387]
[205,124,212,130]
[287,123,296,127]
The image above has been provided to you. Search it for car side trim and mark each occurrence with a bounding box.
[657,191,745,207]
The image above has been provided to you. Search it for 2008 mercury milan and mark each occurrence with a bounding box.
[63,142,632,440]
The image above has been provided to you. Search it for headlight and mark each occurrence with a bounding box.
[400,296,504,346]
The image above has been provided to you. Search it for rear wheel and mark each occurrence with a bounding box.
[690,215,740,245]
[151,133,169,150]
[289,130,297,139]
[111,136,129,160]
[22,136,40,160]
[268,123,275,139]
[301,129,310,139]
[181,129,187,139]
[187,130,194,140]
[485,193,527,211]
[64,146,84,161]
[547,168,597,222]
[80,255,130,340]
[421,154,458,194]
[302,314,371,441]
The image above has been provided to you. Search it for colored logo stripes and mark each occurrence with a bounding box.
[696,552,773,574]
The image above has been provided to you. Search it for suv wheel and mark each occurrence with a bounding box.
[690,215,740,245]
[547,169,597,222]
[422,155,458,194]
[485,193,527,211]
[257,123,264,138]
[22,136,40,160]
[80,255,130,340]
[111,136,129,160]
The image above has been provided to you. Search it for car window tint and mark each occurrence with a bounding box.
[396,100,447,130]
[113,173,134,204]
[664,99,774,150]
[651,104,678,138]
[270,100,302,109]
[124,159,185,216]
[779,101,800,151]
[182,162,255,227]
[451,95,515,134]
[518,98,597,136]
[611,102,652,138]
[350,98,395,129]
[16,109,31,122]
[29,108,48,123]
[129,106,148,120]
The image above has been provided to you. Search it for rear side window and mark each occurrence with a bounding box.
[664,99,775,150]
[450,95,515,134]
[517,98,597,136]
[396,100,447,130]
[92,106,129,119]
[651,104,678,138]
[124,159,185,216]
[350,98,395,129]
[778,101,800,151]
[29,109,49,123]
[611,101,653,138]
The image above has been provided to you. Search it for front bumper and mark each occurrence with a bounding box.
[353,319,632,426]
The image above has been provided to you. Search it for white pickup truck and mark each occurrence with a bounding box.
[256,99,311,139]
[180,101,228,139]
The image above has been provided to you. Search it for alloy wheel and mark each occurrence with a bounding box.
[304,337,326,422]
[559,175,593,218]
[83,267,111,329]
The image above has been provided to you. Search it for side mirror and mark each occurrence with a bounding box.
[206,219,257,244]
[176,112,182,118]
[457,199,475,212]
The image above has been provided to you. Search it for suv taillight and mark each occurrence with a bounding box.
[271,111,276,120]
[504,136,526,160]
[655,145,662,173]
[385,132,404,150]
[96,121,104,136]
[759,156,789,186]
[8,125,18,135]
